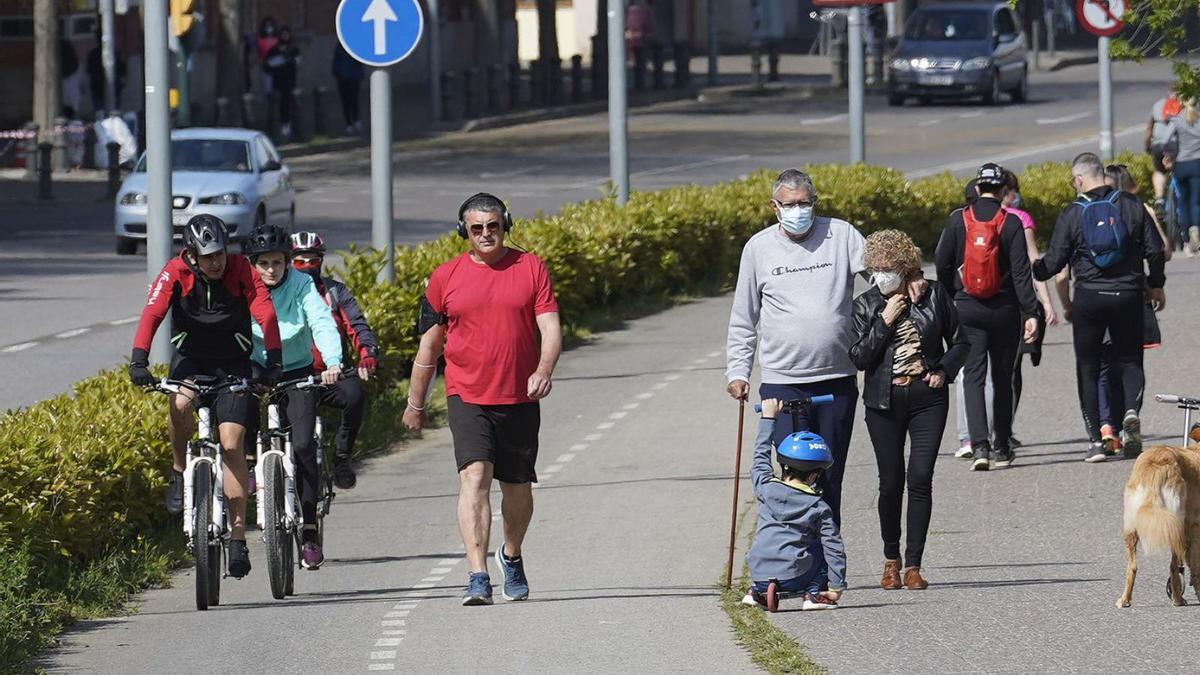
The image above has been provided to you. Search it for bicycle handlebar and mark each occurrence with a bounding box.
[1155,393,1200,406]
[148,378,251,396]
[753,394,836,414]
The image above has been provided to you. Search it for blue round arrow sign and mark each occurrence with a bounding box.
[336,0,424,67]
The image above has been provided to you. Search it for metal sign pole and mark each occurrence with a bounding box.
[847,5,865,163]
[707,0,718,86]
[100,0,117,112]
[370,67,395,282]
[607,0,629,205]
[428,0,442,121]
[1098,35,1113,159]
[144,0,174,365]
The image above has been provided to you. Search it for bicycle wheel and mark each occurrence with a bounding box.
[262,452,288,600]
[207,538,222,607]
[284,531,296,596]
[193,466,213,611]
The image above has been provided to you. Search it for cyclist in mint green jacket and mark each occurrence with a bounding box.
[243,223,344,569]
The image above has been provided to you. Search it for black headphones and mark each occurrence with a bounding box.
[456,192,513,240]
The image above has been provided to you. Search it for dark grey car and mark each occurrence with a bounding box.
[888,2,1029,106]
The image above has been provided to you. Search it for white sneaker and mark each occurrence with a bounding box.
[801,592,839,611]
[954,442,974,459]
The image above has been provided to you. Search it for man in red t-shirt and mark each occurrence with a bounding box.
[403,193,561,606]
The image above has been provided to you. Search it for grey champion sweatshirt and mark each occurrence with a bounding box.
[746,418,848,588]
[726,219,866,385]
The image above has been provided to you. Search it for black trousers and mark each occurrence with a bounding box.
[956,297,1021,448]
[247,367,319,525]
[319,375,365,457]
[1072,288,1145,441]
[864,380,948,569]
[336,77,361,127]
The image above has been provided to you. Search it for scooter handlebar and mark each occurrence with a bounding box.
[753,395,836,413]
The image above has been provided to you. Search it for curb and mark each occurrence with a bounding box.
[1044,55,1098,72]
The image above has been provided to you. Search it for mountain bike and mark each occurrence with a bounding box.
[146,376,251,611]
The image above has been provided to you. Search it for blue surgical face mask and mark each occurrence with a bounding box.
[780,205,815,236]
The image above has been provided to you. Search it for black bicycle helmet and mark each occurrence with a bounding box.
[290,231,326,256]
[242,223,293,259]
[184,214,230,256]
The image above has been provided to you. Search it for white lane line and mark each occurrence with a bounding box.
[375,638,403,647]
[636,392,655,400]
[412,582,437,589]
[381,630,408,636]
[429,567,453,575]
[1,342,38,353]
[917,119,942,128]
[569,443,589,451]
[629,154,752,179]
[1036,111,1090,125]
[370,651,397,659]
[596,421,614,430]
[907,125,1141,179]
[556,453,577,463]
[481,166,540,179]
[368,665,396,671]
[623,402,640,410]
[542,464,564,474]
[706,350,722,358]
[109,316,139,326]
[800,113,848,126]
[652,381,670,390]
[381,620,406,627]
[609,411,627,420]
[691,357,708,364]
[438,558,462,566]
[959,111,986,119]
[392,602,419,609]
[584,433,604,441]
[384,611,410,618]
[664,373,681,381]
[54,328,90,339]
[419,576,444,583]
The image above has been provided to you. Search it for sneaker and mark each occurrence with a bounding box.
[801,592,839,611]
[971,442,991,471]
[1008,436,1023,449]
[165,469,184,515]
[333,455,357,490]
[301,541,324,570]
[1085,442,1108,463]
[495,543,530,601]
[462,572,493,606]
[228,539,252,577]
[1122,410,1142,459]
[1100,424,1122,455]
[741,590,768,608]
[992,446,1015,468]
[954,440,974,459]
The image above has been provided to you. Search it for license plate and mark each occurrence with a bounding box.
[172,213,190,226]
[918,74,954,86]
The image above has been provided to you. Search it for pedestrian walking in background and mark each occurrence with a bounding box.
[403,193,562,606]
[332,44,365,135]
[60,37,83,118]
[1167,99,1200,253]
[1146,88,1181,212]
[851,230,967,591]
[1033,153,1166,463]
[256,17,280,94]
[726,168,868,525]
[935,163,1040,471]
[264,26,301,140]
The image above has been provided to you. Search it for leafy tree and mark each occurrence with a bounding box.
[1111,0,1200,97]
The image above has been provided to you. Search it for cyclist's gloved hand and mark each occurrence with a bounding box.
[259,348,283,387]
[358,355,377,373]
[129,348,155,387]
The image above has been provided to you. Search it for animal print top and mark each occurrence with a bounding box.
[892,315,925,377]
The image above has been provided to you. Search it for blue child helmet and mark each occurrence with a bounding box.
[777,431,834,472]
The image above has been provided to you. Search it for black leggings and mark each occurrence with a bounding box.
[956,297,1022,448]
[336,78,360,127]
[247,367,319,525]
[864,380,948,569]
[1072,288,1145,441]
[320,375,366,457]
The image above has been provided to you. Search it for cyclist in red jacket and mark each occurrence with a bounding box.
[129,215,282,577]
[291,231,380,490]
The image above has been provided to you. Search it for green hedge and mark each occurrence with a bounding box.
[0,152,1151,669]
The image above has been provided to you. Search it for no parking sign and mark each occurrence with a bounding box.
[1075,0,1126,38]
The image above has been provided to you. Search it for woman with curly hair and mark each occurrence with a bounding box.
[849,229,968,590]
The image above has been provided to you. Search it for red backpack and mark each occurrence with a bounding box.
[960,206,1006,299]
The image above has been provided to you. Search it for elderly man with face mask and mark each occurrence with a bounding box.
[725,168,867,525]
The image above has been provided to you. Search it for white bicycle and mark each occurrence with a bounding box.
[146,376,250,611]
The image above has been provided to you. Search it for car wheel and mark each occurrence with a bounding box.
[983,72,1002,106]
[116,236,138,255]
[1010,69,1028,103]
[887,90,905,107]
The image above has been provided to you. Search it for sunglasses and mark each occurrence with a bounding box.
[469,222,502,236]
[773,199,815,209]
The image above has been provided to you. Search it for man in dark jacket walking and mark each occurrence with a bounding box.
[1033,152,1166,462]
[935,163,1040,471]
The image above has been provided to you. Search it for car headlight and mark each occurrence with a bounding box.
[890,58,912,72]
[198,192,247,206]
[961,57,992,71]
[120,192,147,206]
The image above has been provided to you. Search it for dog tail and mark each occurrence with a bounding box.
[1123,447,1187,559]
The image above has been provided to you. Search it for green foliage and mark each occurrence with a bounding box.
[1114,1,1200,99]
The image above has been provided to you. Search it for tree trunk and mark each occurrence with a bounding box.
[33,0,61,140]
[474,0,501,65]
[215,0,244,100]
[536,0,560,66]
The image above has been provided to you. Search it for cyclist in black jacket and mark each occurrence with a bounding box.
[1033,152,1166,463]
[935,163,1040,471]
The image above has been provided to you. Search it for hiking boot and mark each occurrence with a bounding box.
[880,559,902,590]
[495,543,530,601]
[1100,424,1122,455]
[300,541,324,570]
[992,446,1015,468]
[954,440,974,459]
[227,539,252,578]
[1122,410,1142,459]
[971,442,991,471]
[333,454,357,490]
[462,572,493,606]
[1085,442,1108,463]
[165,469,184,515]
[801,592,839,611]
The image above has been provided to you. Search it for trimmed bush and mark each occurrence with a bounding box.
[0,155,1155,669]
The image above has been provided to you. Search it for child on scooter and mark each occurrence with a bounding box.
[742,398,848,611]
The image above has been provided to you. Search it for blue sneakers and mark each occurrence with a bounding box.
[495,543,530,601]
[462,572,493,606]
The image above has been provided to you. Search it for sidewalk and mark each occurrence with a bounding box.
[756,256,1200,673]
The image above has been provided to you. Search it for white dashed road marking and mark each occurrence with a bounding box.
[109,316,140,326]
[368,664,396,671]
[622,402,640,410]
[556,453,577,463]
[609,411,627,420]
[1,342,38,353]
[584,433,603,441]
[55,328,90,339]
[596,421,614,430]
[542,464,564,474]
[569,443,589,451]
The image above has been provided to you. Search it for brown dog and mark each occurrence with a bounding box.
[1117,444,1200,608]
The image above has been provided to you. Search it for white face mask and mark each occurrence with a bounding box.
[873,271,903,295]
[779,205,815,236]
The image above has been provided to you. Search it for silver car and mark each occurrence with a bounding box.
[114,128,295,255]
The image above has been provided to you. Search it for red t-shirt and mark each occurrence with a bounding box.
[426,249,559,405]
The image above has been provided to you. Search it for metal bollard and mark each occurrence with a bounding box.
[633,46,647,91]
[652,43,665,90]
[106,142,121,197]
[291,87,308,142]
[441,71,458,120]
[266,90,280,142]
[1031,20,1041,71]
[768,42,781,82]
[22,122,39,178]
[313,86,327,136]
[37,142,53,199]
[591,36,607,98]
[751,45,764,90]
[241,93,258,130]
[82,123,97,169]
[550,59,565,105]
[570,55,584,102]
[54,116,69,172]
[486,64,503,114]
[529,60,543,107]
[507,62,521,108]
[463,67,478,118]
[673,42,691,88]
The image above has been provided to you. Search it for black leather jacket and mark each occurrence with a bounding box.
[849,281,969,411]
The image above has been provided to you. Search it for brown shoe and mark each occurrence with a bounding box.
[903,566,929,590]
[880,559,902,590]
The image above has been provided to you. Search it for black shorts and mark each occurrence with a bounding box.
[169,354,254,428]
[447,395,540,484]
[1152,143,1177,174]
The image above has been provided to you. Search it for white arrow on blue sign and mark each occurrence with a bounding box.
[335,0,424,67]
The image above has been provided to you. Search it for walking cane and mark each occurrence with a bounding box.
[725,398,746,590]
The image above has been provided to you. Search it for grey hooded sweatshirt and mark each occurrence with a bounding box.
[746,418,848,588]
